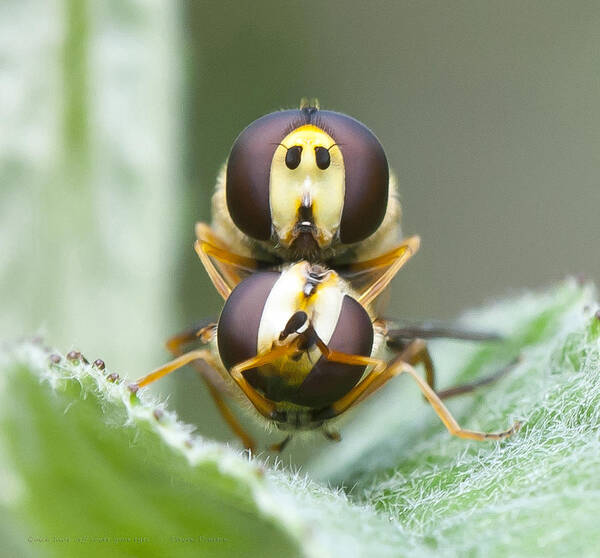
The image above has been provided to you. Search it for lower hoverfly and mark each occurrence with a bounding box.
[133,236,520,452]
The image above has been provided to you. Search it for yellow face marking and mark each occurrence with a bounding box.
[269,125,345,248]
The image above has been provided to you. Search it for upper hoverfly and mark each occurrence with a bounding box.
[206,99,400,267]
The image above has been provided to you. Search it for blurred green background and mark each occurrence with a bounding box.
[2,1,599,445]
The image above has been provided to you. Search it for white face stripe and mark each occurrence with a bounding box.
[308,278,345,345]
[257,266,304,355]
[257,263,344,355]
[296,320,309,334]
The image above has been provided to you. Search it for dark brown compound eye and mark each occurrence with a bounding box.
[315,111,389,244]
[217,272,280,371]
[314,146,330,170]
[226,110,301,241]
[292,295,374,409]
[285,146,302,169]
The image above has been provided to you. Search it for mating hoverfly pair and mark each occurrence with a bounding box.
[133,102,520,452]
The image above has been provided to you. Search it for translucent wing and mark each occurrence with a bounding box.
[382,319,504,346]
[337,235,420,306]
[196,224,419,305]
[195,222,275,299]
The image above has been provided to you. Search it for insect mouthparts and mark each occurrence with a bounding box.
[297,202,315,229]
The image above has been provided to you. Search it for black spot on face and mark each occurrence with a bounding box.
[314,146,331,170]
[285,146,302,169]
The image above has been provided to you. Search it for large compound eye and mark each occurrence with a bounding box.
[315,111,389,244]
[314,146,330,170]
[285,146,302,169]
[217,272,280,371]
[226,110,300,241]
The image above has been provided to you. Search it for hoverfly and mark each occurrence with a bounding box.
[133,239,520,452]
[200,99,401,272]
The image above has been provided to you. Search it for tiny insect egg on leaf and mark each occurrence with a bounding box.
[225,107,389,247]
[217,264,374,410]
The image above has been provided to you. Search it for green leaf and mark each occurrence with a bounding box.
[1,279,599,557]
